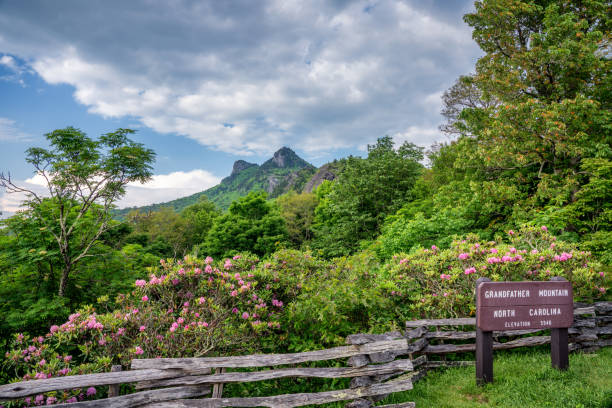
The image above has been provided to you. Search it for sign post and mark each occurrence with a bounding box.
[475,277,573,385]
[475,277,493,385]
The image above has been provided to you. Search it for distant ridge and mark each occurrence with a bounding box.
[113,147,339,217]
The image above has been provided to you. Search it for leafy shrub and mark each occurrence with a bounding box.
[3,254,283,405]
[377,226,609,321]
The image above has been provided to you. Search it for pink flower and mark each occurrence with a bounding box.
[509,247,517,254]
[172,278,179,285]
[177,317,185,324]
[487,257,500,264]
[139,326,146,332]
[224,260,233,270]
[242,312,249,319]
[194,268,202,275]
[541,226,548,232]
[39,359,46,366]
[46,396,57,405]
[490,248,498,254]
[440,274,451,280]
[464,267,476,275]
[600,272,605,277]
[233,255,241,260]
[64,355,72,362]
[458,253,469,260]
[431,245,438,251]
[135,279,147,287]
[134,346,144,355]
[508,230,515,235]
[230,290,238,297]
[198,297,205,304]
[49,325,59,334]
[600,287,606,294]
[205,256,213,264]
[202,321,209,327]
[443,292,449,297]
[98,339,106,346]
[86,387,97,396]
[232,308,239,314]
[141,295,149,302]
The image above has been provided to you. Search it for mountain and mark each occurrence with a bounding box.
[114,147,320,217]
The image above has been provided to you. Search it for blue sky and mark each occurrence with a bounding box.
[0,0,481,213]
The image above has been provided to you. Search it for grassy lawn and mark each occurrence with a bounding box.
[379,347,612,408]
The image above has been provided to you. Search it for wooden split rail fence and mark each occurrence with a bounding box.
[0,338,417,407]
[1,302,609,407]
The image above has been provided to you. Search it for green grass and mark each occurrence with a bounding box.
[379,348,612,408]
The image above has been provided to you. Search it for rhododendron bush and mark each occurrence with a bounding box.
[3,255,285,405]
[379,226,608,320]
[3,227,609,405]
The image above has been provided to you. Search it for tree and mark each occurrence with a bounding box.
[312,137,424,257]
[460,0,611,181]
[180,196,220,250]
[202,192,288,257]
[440,74,499,136]
[277,192,318,247]
[0,127,155,296]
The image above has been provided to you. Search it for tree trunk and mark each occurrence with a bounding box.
[58,264,71,297]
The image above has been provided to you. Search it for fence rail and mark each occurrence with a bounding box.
[0,339,415,408]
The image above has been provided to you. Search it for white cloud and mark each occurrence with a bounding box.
[0,55,18,71]
[0,0,481,155]
[118,169,221,208]
[0,117,32,142]
[1,170,221,212]
[392,125,444,147]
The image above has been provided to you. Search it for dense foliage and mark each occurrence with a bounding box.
[311,137,424,257]
[2,227,609,404]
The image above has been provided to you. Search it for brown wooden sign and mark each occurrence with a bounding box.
[476,281,573,331]
[475,278,572,385]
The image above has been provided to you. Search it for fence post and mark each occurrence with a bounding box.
[212,368,226,398]
[108,365,122,398]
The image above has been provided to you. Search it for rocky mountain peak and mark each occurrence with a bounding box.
[262,147,311,170]
[231,160,258,176]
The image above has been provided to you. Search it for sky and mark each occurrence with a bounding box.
[0,0,482,215]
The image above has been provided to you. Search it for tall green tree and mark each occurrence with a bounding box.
[460,0,611,185]
[459,0,611,242]
[277,192,318,247]
[180,196,220,250]
[0,127,155,296]
[202,192,287,258]
[312,137,424,257]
